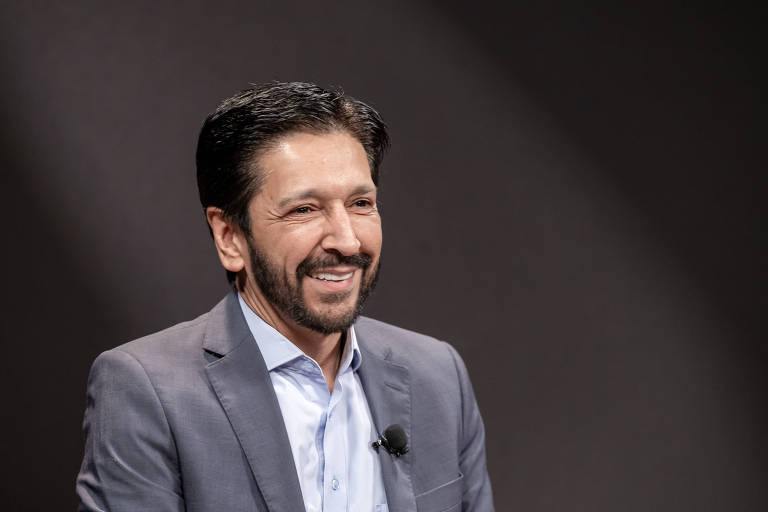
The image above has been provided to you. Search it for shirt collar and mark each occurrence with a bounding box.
[238,292,361,373]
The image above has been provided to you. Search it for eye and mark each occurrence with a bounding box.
[293,205,312,214]
[352,199,373,208]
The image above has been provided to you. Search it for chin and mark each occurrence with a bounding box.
[291,272,376,335]
[295,300,361,335]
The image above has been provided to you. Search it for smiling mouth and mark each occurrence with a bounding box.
[309,271,354,281]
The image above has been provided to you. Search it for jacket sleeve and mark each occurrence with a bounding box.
[76,349,185,512]
[446,343,495,511]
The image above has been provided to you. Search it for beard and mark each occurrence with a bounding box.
[246,237,379,335]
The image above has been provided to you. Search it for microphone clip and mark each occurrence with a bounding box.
[371,424,410,457]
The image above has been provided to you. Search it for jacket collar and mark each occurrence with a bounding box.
[355,319,417,511]
[202,291,305,511]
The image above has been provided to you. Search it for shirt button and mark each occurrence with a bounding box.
[331,478,340,491]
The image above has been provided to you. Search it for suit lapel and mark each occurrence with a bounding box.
[202,292,304,512]
[356,321,417,512]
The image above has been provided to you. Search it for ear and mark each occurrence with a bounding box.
[206,207,248,276]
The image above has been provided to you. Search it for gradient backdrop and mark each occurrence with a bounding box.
[1,1,764,510]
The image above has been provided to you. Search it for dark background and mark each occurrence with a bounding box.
[1,1,764,510]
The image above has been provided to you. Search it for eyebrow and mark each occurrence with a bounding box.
[277,185,376,209]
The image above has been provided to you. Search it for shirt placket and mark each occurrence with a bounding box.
[322,376,347,511]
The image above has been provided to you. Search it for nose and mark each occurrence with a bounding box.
[321,206,361,256]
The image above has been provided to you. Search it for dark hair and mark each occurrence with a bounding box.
[195,81,389,282]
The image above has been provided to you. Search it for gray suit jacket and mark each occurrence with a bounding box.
[76,291,493,511]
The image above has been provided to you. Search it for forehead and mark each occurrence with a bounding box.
[256,130,374,197]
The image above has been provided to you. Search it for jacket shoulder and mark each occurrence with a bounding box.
[354,316,462,372]
[355,316,447,348]
[121,311,209,352]
[98,310,212,378]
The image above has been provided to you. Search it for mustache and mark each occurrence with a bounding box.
[296,253,372,278]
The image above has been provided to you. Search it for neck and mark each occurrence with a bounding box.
[238,279,344,391]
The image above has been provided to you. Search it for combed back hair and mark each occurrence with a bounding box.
[195,81,390,282]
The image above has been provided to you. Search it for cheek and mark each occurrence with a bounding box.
[274,231,322,269]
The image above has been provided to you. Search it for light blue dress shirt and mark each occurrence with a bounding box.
[238,295,388,512]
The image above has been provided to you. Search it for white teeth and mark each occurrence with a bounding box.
[311,272,353,281]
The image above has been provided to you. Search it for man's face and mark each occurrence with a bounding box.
[243,130,382,334]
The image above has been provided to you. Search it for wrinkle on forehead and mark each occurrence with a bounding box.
[270,131,363,165]
[259,132,372,193]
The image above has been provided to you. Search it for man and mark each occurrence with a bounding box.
[76,82,493,511]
